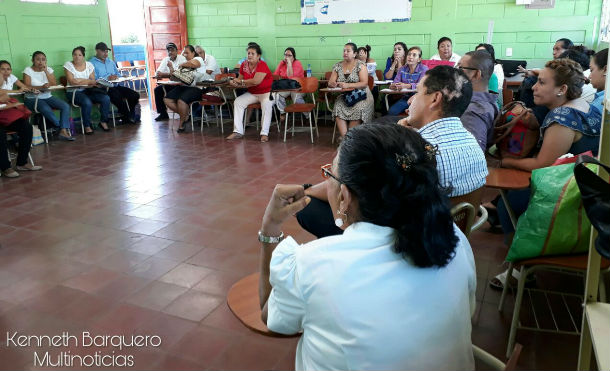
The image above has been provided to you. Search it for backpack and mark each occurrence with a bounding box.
[492,101,540,158]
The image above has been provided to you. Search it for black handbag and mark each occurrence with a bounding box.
[271,79,301,91]
[574,155,610,259]
[343,89,367,107]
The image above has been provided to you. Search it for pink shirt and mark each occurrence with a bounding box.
[274,60,304,78]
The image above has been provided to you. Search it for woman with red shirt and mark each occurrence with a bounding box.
[274,47,305,122]
[227,44,274,142]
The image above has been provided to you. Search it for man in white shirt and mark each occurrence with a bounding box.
[154,42,187,121]
[194,45,220,80]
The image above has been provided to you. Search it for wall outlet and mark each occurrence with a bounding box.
[506,47,513,57]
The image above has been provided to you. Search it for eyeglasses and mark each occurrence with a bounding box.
[284,53,293,57]
[458,66,479,72]
[321,164,341,183]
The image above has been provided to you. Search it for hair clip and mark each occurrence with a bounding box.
[395,153,414,172]
[424,144,439,161]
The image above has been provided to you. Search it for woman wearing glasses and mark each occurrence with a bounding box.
[258,124,476,370]
[273,47,306,122]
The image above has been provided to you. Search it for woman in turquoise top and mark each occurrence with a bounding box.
[502,58,601,171]
[492,58,601,246]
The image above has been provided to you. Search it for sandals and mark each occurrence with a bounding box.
[260,135,269,142]
[489,269,536,291]
[226,133,244,140]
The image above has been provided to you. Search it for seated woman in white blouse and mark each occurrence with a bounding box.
[163,45,210,133]
[258,124,476,371]
[0,60,33,93]
[23,51,74,141]
[64,46,112,134]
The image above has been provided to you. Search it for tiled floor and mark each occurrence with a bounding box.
[0,101,585,370]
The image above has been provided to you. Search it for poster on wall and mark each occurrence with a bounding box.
[301,0,412,25]
[525,0,555,9]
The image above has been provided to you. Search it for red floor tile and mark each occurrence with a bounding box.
[0,101,580,370]
[161,290,223,322]
[126,281,188,311]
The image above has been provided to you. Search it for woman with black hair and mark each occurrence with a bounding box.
[476,43,504,92]
[64,46,111,134]
[0,90,42,178]
[328,43,374,140]
[227,43,274,142]
[258,123,476,370]
[357,44,378,81]
[23,51,74,141]
[164,44,211,132]
[273,47,305,122]
[589,48,608,111]
[383,42,407,80]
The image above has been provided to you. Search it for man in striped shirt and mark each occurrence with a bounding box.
[396,65,488,197]
[297,66,487,238]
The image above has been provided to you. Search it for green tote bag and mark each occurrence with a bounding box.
[507,163,595,262]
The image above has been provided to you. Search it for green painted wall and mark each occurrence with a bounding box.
[0,0,111,79]
[186,0,604,77]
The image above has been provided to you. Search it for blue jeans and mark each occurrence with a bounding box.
[25,96,70,129]
[66,90,110,127]
[388,96,410,116]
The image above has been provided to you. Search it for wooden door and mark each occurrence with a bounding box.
[143,0,188,110]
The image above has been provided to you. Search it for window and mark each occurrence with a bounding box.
[21,0,97,4]
[600,0,610,43]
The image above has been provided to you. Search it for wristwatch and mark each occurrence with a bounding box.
[258,230,284,244]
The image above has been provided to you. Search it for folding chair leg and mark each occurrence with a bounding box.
[314,109,319,137]
[42,117,48,143]
[255,110,259,131]
[506,266,530,358]
[28,153,35,166]
[79,108,84,134]
[283,113,289,142]
[498,263,514,311]
[190,104,195,131]
[309,112,314,143]
[292,114,295,137]
[111,106,116,127]
[220,107,224,134]
[201,105,205,132]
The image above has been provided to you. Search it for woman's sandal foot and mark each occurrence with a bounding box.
[260,135,269,142]
[177,121,189,133]
[489,270,536,290]
[226,133,243,140]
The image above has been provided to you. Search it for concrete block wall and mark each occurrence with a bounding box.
[186,0,604,77]
[0,0,112,77]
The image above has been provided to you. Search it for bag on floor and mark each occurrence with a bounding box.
[507,162,596,262]
[31,125,44,146]
[574,155,610,259]
[493,101,540,159]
